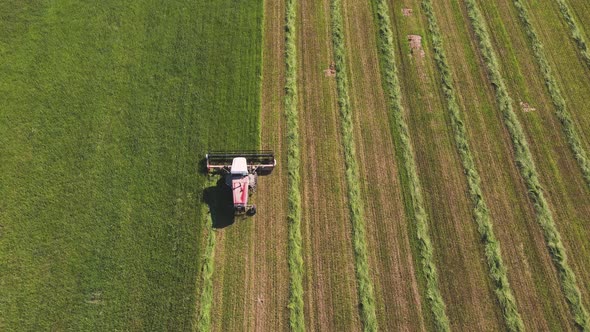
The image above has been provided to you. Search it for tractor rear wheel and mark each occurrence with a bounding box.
[247,205,257,216]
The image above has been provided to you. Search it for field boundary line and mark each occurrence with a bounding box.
[463,0,590,328]
[195,203,216,332]
[330,0,378,330]
[421,1,525,330]
[554,0,590,69]
[511,0,590,190]
[285,0,305,330]
[371,0,450,330]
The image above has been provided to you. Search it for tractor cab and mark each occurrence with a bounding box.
[230,157,248,176]
[227,157,252,214]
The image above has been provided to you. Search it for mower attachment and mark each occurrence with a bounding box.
[205,151,276,175]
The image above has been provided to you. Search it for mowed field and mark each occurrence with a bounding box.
[1,0,590,331]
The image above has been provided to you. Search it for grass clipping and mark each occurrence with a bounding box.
[464,0,590,329]
[285,0,305,330]
[421,1,525,330]
[372,0,450,330]
[330,0,378,330]
[511,0,590,190]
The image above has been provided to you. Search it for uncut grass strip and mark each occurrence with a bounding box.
[284,0,305,330]
[553,0,590,69]
[330,0,378,330]
[421,1,524,330]
[371,0,450,330]
[196,209,216,332]
[511,0,590,191]
[463,0,590,329]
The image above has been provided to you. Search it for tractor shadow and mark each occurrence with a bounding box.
[203,178,235,229]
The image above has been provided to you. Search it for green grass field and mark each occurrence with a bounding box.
[2,0,590,330]
[0,0,262,330]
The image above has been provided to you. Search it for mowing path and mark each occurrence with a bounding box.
[284,0,306,330]
[298,0,362,329]
[524,0,590,150]
[464,0,590,327]
[342,0,429,329]
[553,0,590,70]
[429,0,574,329]
[421,0,524,330]
[510,0,590,190]
[330,0,378,329]
[240,0,291,330]
[206,1,272,331]
[474,0,590,324]
[382,0,504,329]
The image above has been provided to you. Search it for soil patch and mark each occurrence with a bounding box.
[407,35,425,58]
[86,292,103,305]
[402,8,413,16]
[324,62,336,77]
[520,101,536,112]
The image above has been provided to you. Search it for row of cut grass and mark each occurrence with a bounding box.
[463,0,590,328]
[511,0,590,190]
[339,0,431,328]
[330,0,378,330]
[371,0,450,330]
[195,206,216,332]
[430,0,574,328]
[284,0,305,330]
[421,1,524,330]
[553,0,590,69]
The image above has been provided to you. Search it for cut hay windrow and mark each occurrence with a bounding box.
[554,0,590,69]
[196,207,216,332]
[285,0,305,330]
[464,0,590,329]
[421,1,524,330]
[511,0,590,190]
[330,0,378,330]
[372,0,450,330]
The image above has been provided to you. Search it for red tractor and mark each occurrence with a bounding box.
[205,151,275,216]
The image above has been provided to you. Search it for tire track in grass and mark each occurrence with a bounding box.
[330,0,377,330]
[463,0,590,328]
[511,0,590,191]
[371,0,450,330]
[421,1,524,330]
[284,0,305,330]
